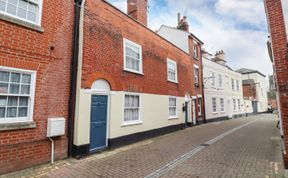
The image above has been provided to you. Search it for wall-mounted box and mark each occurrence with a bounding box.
[47,118,65,137]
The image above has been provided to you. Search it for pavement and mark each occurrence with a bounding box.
[1,114,286,178]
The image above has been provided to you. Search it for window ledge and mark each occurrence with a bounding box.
[0,13,44,33]
[123,69,144,76]
[121,121,143,127]
[0,121,36,131]
[168,80,178,84]
[168,117,179,120]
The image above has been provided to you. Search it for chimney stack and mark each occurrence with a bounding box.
[127,0,148,26]
[177,13,189,32]
[213,50,227,66]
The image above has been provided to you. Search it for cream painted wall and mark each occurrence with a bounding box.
[73,90,186,145]
[203,58,245,120]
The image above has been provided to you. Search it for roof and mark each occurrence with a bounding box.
[235,68,266,77]
[159,25,204,44]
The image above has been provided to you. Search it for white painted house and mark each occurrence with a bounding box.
[236,68,269,113]
[203,51,245,121]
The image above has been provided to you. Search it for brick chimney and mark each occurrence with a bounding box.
[177,13,189,32]
[213,50,227,66]
[127,0,148,26]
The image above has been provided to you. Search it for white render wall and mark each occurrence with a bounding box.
[241,73,269,113]
[203,58,246,120]
[73,90,186,146]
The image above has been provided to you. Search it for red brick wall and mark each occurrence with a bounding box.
[264,0,288,168]
[0,0,74,174]
[82,0,199,99]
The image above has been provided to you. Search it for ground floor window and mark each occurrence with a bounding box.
[169,97,177,118]
[220,98,224,112]
[238,99,241,110]
[0,67,35,123]
[233,99,236,111]
[124,94,140,122]
[212,97,217,113]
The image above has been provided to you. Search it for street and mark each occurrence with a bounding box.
[1,114,284,178]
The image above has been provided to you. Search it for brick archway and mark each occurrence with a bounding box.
[84,72,118,90]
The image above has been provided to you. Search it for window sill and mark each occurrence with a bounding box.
[168,80,178,84]
[121,121,143,127]
[123,69,144,76]
[0,13,44,33]
[0,121,36,131]
[168,117,179,120]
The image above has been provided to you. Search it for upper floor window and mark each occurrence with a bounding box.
[124,39,143,74]
[0,67,36,124]
[0,0,42,24]
[236,80,240,92]
[169,97,177,118]
[194,65,199,86]
[210,72,215,87]
[124,94,140,123]
[231,78,235,91]
[167,59,178,83]
[233,99,236,111]
[220,98,224,112]
[193,44,198,59]
[218,74,222,88]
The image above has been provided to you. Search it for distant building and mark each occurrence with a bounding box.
[202,50,245,121]
[236,68,269,113]
[264,0,288,169]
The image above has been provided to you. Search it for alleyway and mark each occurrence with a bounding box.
[1,114,284,178]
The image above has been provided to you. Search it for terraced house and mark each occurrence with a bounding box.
[71,0,204,157]
[0,0,75,174]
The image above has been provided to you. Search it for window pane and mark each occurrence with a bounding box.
[20,84,30,94]
[27,11,36,22]
[22,74,31,84]
[0,71,9,82]
[7,107,17,117]
[17,7,27,18]
[7,0,16,4]
[7,3,16,15]
[9,84,20,94]
[11,73,20,83]
[28,3,37,13]
[0,1,5,11]
[8,96,18,106]
[0,107,5,118]
[19,0,27,9]
[18,107,28,117]
[0,96,7,106]
[0,83,8,94]
[19,97,28,106]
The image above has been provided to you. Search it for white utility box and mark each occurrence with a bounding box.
[47,118,65,137]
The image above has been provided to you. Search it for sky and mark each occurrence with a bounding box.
[107,0,272,76]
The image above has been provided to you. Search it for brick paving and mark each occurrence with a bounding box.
[1,114,285,178]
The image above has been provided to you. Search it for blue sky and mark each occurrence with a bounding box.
[108,0,272,76]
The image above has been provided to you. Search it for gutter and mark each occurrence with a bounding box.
[68,0,83,157]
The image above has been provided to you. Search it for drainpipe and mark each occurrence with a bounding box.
[68,0,83,157]
[200,49,207,123]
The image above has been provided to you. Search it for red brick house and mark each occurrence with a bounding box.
[264,0,288,170]
[0,0,75,174]
[71,0,204,157]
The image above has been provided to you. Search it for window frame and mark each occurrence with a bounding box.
[168,96,178,119]
[194,64,199,86]
[210,72,215,87]
[218,74,222,88]
[233,99,236,111]
[167,58,178,83]
[123,38,143,75]
[198,97,202,116]
[0,66,36,124]
[220,98,224,112]
[238,99,241,110]
[122,93,142,126]
[236,80,240,92]
[212,97,217,113]
[0,0,43,26]
[231,78,235,91]
[193,43,199,59]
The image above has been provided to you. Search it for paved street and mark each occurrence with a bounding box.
[1,114,285,178]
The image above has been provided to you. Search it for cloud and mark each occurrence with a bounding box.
[107,0,272,76]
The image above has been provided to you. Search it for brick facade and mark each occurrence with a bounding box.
[264,0,288,168]
[0,0,74,174]
[82,0,202,99]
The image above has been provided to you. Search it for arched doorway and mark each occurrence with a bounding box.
[90,79,111,152]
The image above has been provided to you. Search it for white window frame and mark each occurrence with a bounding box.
[218,74,222,88]
[233,99,236,111]
[231,78,235,91]
[167,58,178,83]
[212,97,217,113]
[123,38,143,75]
[238,99,241,110]
[0,0,43,26]
[220,98,224,112]
[210,72,215,87]
[168,96,177,119]
[193,43,198,59]
[194,64,199,86]
[122,93,142,126]
[0,66,36,124]
[236,80,239,92]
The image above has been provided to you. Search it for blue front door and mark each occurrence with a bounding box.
[90,95,108,151]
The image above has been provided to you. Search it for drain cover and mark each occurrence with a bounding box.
[200,143,210,147]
